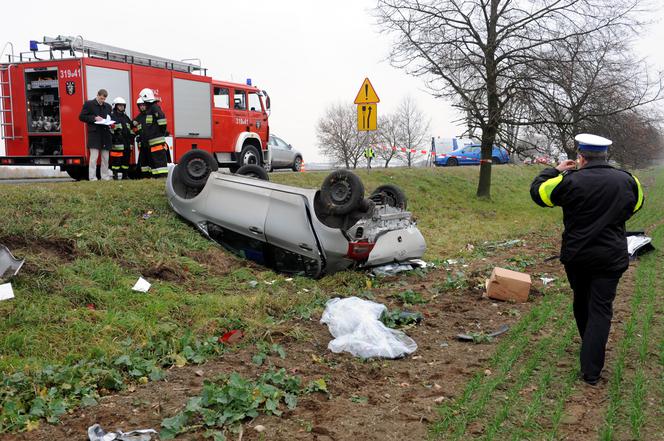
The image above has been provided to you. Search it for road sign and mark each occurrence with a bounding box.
[357,103,377,131]
[354,78,380,104]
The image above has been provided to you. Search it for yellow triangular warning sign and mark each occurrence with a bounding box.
[354,78,380,104]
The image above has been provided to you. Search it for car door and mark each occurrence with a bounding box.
[264,191,322,275]
[274,136,293,167]
[204,175,271,241]
[469,146,482,164]
[270,136,286,167]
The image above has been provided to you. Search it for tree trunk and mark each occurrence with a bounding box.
[477,128,495,199]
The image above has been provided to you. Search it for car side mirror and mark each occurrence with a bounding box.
[265,95,271,110]
[288,144,292,149]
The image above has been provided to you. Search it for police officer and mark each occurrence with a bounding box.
[530,134,644,385]
[137,88,169,177]
[364,146,375,169]
[110,97,134,179]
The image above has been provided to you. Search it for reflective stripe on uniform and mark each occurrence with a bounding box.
[146,115,153,124]
[157,118,167,126]
[151,167,168,175]
[149,137,166,146]
[633,175,644,212]
[141,166,151,172]
[112,145,124,150]
[151,145,166,152]
[110,151,123,157]
[538,174,564,207]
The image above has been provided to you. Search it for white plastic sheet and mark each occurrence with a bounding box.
[320,297,417,359]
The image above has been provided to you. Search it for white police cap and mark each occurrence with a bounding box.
[574,133,612,152]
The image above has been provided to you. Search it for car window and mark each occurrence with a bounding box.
[265,245,320,277]
[233,90,247,110]
[248,91,262,112]
[268,136,278,147]
[207,223,266,265]
[472,147,481,153]
[213,87,230,109]
[275,137,289,149]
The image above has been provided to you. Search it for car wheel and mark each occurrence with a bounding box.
[447,157,458,166]
[176,149,219,189]
[371,184,407,210]
[236,164,270,181]
[320,170,365,215]
[492,156,501,165]
[292,156,303,172]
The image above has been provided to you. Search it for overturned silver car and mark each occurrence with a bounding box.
[166,150,426,277]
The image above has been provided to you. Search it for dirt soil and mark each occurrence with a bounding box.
[5,233,636,441]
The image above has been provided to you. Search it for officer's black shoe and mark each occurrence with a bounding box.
[581,373,600,386]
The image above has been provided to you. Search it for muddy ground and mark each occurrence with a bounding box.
[5,233,637,441]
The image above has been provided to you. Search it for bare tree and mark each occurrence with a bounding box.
[317,103,373,168]
[376,0,647,198]
[376,113,402,167]
[395,96,430,167]
[522,32,663,159]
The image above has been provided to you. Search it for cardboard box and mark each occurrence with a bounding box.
[486,267,531,303]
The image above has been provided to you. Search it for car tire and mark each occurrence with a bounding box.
[236,164,270,181]
[176,149,218,189]
[292,156,303,172]
[447,157,458,167]
[371,184,407,210]
[65,165,87,181]
[320,170,365,215]
[492,156,501,165]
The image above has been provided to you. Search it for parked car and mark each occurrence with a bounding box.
[267,135,303,171]
[434,144,509,166]
[166,150,426,278]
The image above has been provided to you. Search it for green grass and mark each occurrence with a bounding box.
[0,164,661,437]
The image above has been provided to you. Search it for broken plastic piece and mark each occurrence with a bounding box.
[626,232,655,259]
[88,424,157,441]
[0,245,24,280]
[132,277,151,293]
[457,324,509,342]
[371,259,429,276]
[219,329,244,344]
[540,277,555,286]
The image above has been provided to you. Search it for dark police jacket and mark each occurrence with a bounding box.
[530,160,644,273]
[79,99,113,149]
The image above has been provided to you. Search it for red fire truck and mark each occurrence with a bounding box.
[0,36,271,179]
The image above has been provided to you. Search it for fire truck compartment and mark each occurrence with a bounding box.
[173,78,212,138]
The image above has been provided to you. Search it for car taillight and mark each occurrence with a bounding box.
[347,241,375,261]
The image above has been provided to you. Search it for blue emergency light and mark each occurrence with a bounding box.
[246,78,252,86]
[29,40,39,51]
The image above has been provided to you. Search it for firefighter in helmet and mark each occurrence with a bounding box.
[137,88,170,177]
[110,97,134,179]
[132,96,151,178]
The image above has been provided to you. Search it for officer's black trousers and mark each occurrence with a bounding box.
[565,266,623,380]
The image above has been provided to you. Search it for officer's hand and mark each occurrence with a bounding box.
[94,116,103,122]
[556,160,576,172]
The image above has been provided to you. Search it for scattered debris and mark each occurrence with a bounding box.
[540,276,556,286]
[440,342,449,348]
[486,267,532,303]
[482,239,523,250]
[0,244,24,280]
[320,297,417,359]
[0,283,15,301]
[254,425,266,433]
[457,324,510,343]
[371,259,429,276]
[446,259,458,265]
[380,309,423,328]
[88,423,157,441]
[132,277,151,293]
[248,280,259,288]
[218,329,244,344]
[465,243,475,252]
[626,232,655,259]
[141,211,153,220]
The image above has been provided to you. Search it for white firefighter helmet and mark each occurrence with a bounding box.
[138,88,158,103]
[112,97,127,106]
[136,96,145,105]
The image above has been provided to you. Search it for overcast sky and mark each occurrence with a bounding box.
[1,0,663,161]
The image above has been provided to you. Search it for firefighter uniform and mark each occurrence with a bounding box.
[110,100,134,179]
[142,101,169,177]
[530,134,644,384]
[132,103,150,178]
[364,147,375,169]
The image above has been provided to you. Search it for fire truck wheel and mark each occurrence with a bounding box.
[65,166,88,181]
[176,149,219,189]
[239,145,261,168]
[370,184,407,210]
[319,170,365,216]
[236,164,270,181]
